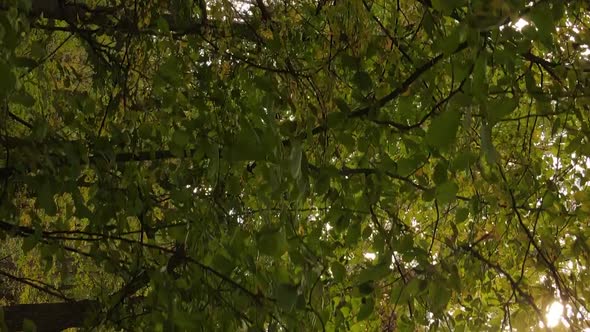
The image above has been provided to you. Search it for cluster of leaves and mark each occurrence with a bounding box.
[1,0,590,331]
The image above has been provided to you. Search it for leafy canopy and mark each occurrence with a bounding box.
[1,0,590,331]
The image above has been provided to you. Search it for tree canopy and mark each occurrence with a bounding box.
[1,0,590,331]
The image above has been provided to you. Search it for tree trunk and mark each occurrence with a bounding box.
[0,244,184,331]
[11,0,253,40]
[30,0,100,22]
[2,300,99,332]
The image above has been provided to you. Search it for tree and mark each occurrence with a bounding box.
[1,0,590,330]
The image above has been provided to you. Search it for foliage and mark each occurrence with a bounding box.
[1,0,590,331]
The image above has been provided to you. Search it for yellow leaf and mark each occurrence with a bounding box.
[260,28,273,40]
[574,190,590,202]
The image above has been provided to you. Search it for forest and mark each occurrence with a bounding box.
[1,0,590,331]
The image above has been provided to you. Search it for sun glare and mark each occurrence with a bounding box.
[363,252,376,260]
[546,301,564,328]
[513,18,529,31]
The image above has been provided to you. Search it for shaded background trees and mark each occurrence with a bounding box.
[1,0,590,331]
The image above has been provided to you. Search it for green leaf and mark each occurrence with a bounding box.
[211,253,234,275]
[22,235,39,253]
[422,188,436,202]
[362,225,373,239]
[352,71,373,91]
[472,54,488,98]
[253,75,276,93]
[488,97,518,125]
[436,181,458,205]
[455,207,469,224]
[431,0,457,13]
[438,24,466,56]
[451,150,478,171]
[172,129,190,147]
[425,109,461,151]
[258,228,287,257]
[206,142,219,181]
[290,140,302,179]
[357,263,390,284]
[17,0,32,11]
[276,283,298,312]
[0,308,7,332]
[23,319,37,332]
[429,281,452,313]
[11,90,36,107]
[529,3,554,45]
[550,117,562,139]
[345,221,361,245]
[397,157,420,176]
[433,161,448,185]
[567,69,578,90]
[341,54,359,69]
[0,61,16,97]
[480,122,499,164]
[397,95,413,114]
[37,182,57,216]
[31,118,49,141]
[331,262,347,282]
[356,297,374,321]
[156,17,170,33]
[525,71,541,96]
[158,56,181,85]
[169,226,187,242]
[14,56,37,68]
[30,41,46,58]
[335,98,351,113]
